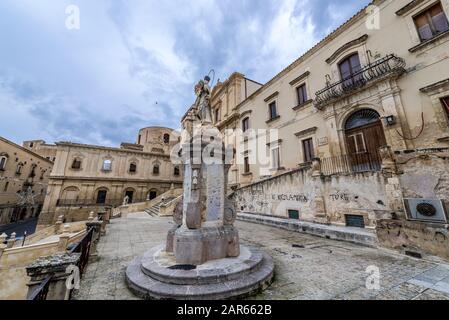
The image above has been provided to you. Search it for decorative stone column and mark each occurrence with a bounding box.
[97,210,108,235]
[58,225,71,252]
[26,253,81,300]
[55,215,64,234]
[311,157,322,177]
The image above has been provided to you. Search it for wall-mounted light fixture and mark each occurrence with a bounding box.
[385,115,396,126]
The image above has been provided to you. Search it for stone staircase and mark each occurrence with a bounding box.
[144,197,177,217]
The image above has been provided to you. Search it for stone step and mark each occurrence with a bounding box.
[237,212,378,247]
[126,245,274,300]
[140,246,265,285]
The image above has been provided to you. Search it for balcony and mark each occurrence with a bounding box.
[314,54,406,109]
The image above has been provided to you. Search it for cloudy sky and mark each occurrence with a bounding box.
[0,0,370,147]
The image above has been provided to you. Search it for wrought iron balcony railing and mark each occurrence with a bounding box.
[314,54,406,109]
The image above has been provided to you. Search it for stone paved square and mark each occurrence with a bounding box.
[72,213,449,300]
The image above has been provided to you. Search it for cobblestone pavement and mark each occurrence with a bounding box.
[73,213,449,300]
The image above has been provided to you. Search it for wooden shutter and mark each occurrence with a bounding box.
[302,138,314,163]
[442,97,449,121]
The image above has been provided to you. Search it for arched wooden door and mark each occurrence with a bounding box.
[345,109,386,172]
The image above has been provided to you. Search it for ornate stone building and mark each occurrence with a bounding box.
[22,140,58,163]
[222,0,449,260]
[37,127,183,227]
[0,137,53,226]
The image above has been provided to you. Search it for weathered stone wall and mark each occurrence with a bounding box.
[396,149,449,214]
[377,219,449,261]
[232,167,388,227]
[376,149,449,261]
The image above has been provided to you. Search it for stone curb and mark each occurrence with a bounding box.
[237,212,378,247]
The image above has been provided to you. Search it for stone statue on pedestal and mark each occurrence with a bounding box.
[193,76,213,124]
[126,73,274,300]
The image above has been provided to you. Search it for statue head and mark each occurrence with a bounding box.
[204,75,211,84]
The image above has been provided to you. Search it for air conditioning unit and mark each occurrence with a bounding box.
[403,198,448,223]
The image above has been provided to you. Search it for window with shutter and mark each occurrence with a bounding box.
[414,2,449,41]
[302,138,315,163]
[442,96,449,123]
[296,84,308,106]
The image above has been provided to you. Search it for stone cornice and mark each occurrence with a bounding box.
[395,0,424,16]
[420,78,449,93]
[295,127,318,138]
[49,176,183,184]
[56,142,171,158]
[325,34,368,64]
[289,71,310,86]
[264,91,279,102]
[240,110,253,119]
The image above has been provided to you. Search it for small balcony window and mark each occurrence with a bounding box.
[71,159,82,170]
[414,2,449,42]
[214,108,221,123]
[244,156,250,174]
[296,84,308,106]
[153,164,160,175]
[0,156,7,170]
[339,53,363,88]
[174,166,180,176]
[268,101,278,120]
[102,160,112,171]
[16,163,23,175]
[129,163,137,173]
[242,117,250,133]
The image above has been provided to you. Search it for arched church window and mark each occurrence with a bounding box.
[174,166,180,176]
[153,164,160,175]
[129,163,137,173]
[164,134,170,144]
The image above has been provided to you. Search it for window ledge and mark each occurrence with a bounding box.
[409,30,449,53]
[437,136,449,142]
[266,115,281,124]
[293,99,313,111]
[241,172,253,177]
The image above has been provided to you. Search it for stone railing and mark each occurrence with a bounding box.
[159,195,183,217]
[112,188,183,217]
[0,214,105,300]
